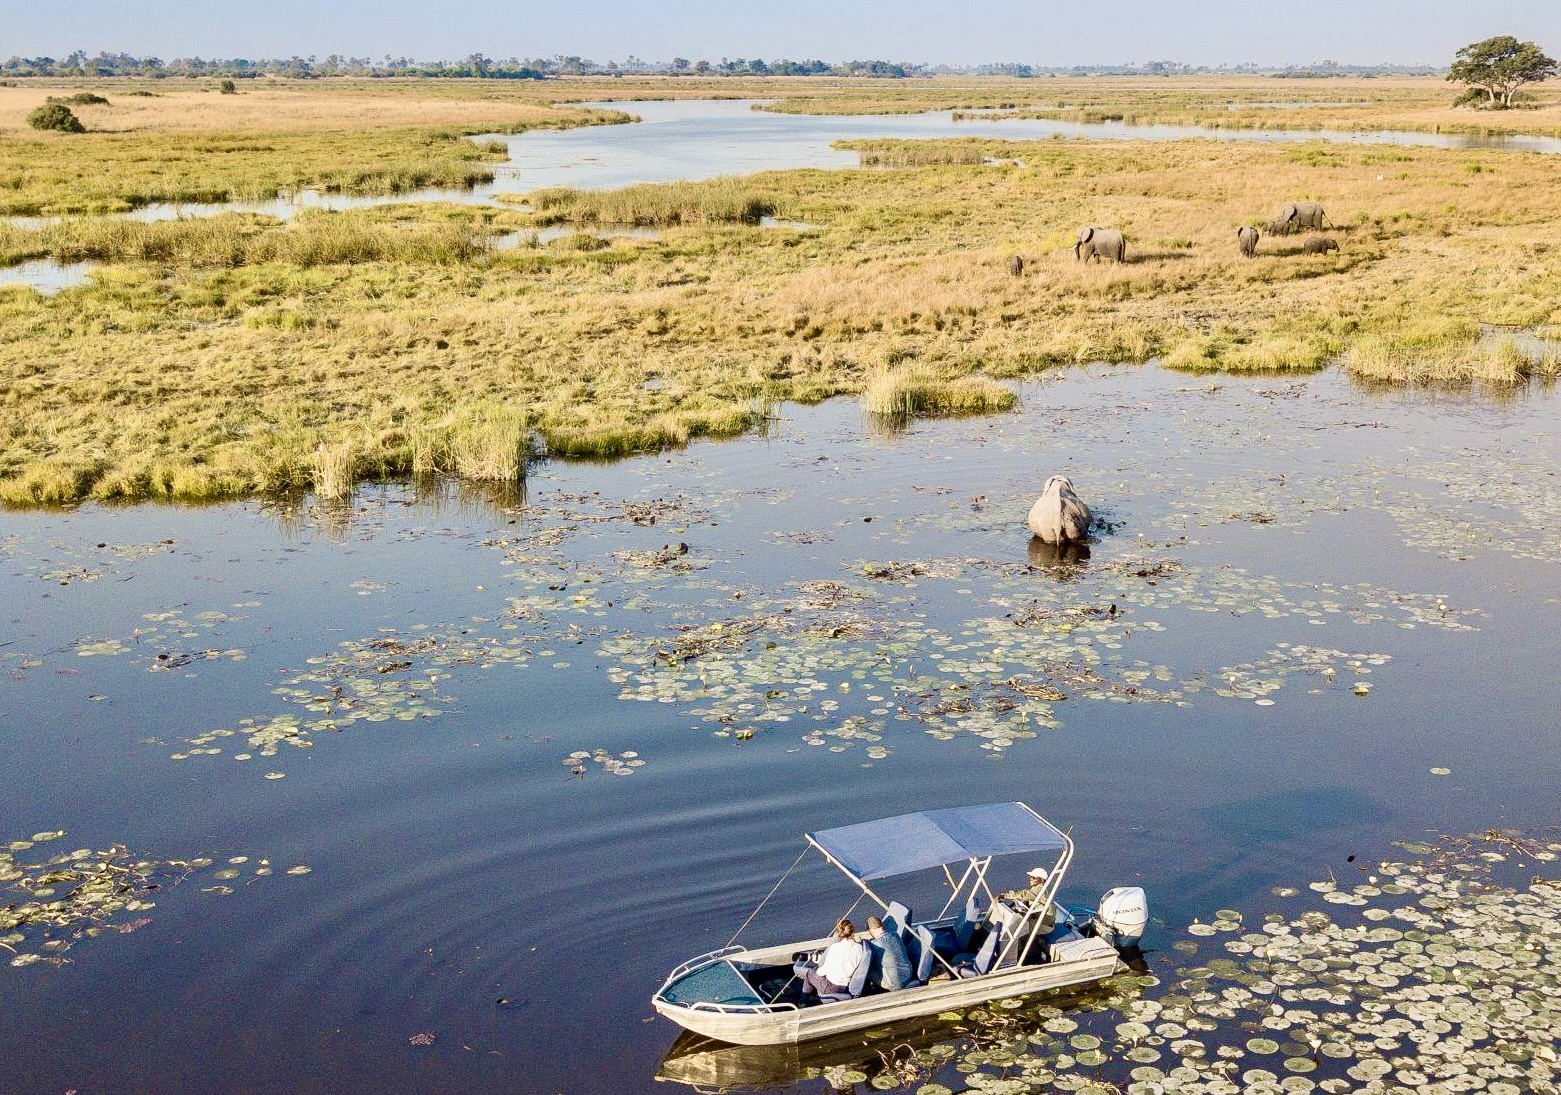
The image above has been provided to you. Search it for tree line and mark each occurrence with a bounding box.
[0,52,920,80]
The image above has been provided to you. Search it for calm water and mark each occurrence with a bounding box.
[2,366,1558,1093]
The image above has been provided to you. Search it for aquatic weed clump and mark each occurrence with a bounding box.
[904,830,1561,1095]
[1,831,310,969]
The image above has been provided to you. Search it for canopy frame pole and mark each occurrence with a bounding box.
[970,856,996,904]
[937,861,976,918]
[805,835,893,918]
[807,836,965,982]
[725,845,810,950]
[1013,831,1075,967]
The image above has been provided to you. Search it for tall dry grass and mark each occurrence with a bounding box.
[861,366,1017,417]
[524,179,780,226]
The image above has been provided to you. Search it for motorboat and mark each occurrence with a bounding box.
[651,802,1147,1046]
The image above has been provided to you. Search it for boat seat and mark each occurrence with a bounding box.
[817,949,872,1004]
[902,924,937,988]
[884,901,911,939]
[955,923,1002,978]
[932,895,983,954]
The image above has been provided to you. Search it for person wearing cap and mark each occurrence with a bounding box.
[995,866,1059,936]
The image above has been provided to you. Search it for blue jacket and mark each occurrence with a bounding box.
[871,928,913,990]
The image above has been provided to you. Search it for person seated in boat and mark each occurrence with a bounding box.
[798,917,867,1000]
[865,914,911,991]
[993,866,1059,934]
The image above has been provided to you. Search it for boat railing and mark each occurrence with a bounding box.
[659,945,745,987]
[685,999,800,1014]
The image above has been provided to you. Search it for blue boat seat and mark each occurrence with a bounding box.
[817,948,872,1004]
[902,924,937,987]
[932,896,983,954]
[884,900,911,938]
[955,923,1003,978]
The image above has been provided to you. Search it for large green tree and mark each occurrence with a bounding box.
[1448,35,1557,108]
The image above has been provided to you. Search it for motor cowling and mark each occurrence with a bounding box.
[1093,886,1148,948]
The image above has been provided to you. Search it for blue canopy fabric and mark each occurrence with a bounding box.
[807,802,1066,881]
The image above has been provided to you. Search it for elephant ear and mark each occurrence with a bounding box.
[1080,227,1095,243]
[1283,204,1298,221]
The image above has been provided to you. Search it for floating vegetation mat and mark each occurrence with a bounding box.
[602,552,1477,759]
[1,831,308,969]
[778,831,1561,1095]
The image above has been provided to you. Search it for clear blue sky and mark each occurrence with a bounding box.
[3,0,1559,67]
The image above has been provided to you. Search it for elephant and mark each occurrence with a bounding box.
[1301,235,1339,255]
[1074,226,1126,264]
[1026,475,1093,544]
[1237,225,1260,257]
[1266,201,1330,236]
[1008,254,1025,276]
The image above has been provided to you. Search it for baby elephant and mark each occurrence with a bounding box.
[1008,254,1024,276]
[1074,226,1126,264]
[1301,236,1339,255]
[1237,226,1260,258]
[1026,475,1093,544]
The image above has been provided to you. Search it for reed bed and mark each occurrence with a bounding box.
[861,366,1017,417]
[524,179,780,226]
[843,140,989,167]
[4,212,483,267]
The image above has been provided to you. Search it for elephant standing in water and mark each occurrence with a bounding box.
[1074,227,1126,263]
[1301,236,1340,255]
[1265,202,1330,236]
[1237,226,1260,257]
[1027,475,1092,543]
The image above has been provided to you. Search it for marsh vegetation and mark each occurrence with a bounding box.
[6,85,1561,503]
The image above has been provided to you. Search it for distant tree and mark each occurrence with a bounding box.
[1448,35,1557,108]
[671,57,690,71]
[27,101,85,132]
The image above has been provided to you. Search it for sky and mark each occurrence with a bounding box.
[3,0,1560,67]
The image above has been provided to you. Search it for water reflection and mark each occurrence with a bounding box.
[655,979,1130,1093]
[0,257,97,294]
[1026,536,1092,576]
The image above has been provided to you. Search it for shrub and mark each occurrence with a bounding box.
[220,79,237,95]
[26,102,85,133]
[57,92,109,106]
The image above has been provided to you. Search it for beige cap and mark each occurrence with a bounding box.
[1027,866,1049,880]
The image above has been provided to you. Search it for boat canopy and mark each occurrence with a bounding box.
[806,802,1067,881]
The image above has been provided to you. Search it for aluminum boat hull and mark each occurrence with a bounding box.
[653,943,1122,1046]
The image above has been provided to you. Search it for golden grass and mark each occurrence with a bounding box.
[1,211,484,267]
[8,78,1561,504]
[522,180,780,226]
[862,366,1017,417]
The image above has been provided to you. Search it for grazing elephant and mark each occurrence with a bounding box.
[1237,226,1260,257]
[1074,226,1126,263]
[1266,201,1330,236]
[1301,235,1339,255]
[1026,475,1093,544]
[1008,254,1024,276]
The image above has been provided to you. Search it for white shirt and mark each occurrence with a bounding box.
[817,937,866,986]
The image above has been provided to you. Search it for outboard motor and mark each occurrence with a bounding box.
[1093,887,1148,948]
